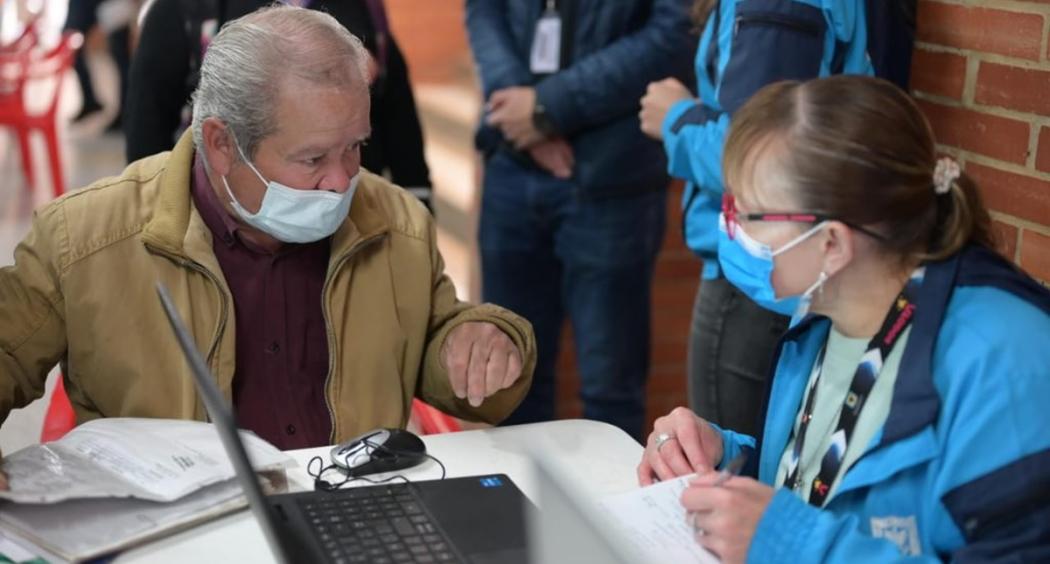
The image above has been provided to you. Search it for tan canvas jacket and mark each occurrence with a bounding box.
[0,132,535,445]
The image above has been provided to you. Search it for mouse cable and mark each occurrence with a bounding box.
[307,440,447,492]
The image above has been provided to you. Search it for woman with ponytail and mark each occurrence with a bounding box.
[639,76,1050,563]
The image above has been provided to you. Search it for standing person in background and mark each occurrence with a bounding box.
[124,0,434,210]
[466,0,694,441]
[639,0,916,438]
[64,0,133,131]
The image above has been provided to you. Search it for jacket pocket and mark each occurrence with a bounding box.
[718,0,825,115]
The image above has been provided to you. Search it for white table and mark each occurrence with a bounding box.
[115,419,643,564]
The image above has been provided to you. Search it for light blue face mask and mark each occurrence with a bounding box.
[716,213,828,320]
[221,143,359,244]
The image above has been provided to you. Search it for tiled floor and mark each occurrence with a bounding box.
[0,39,485,453]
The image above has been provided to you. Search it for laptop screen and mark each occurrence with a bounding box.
[156,282,293,564]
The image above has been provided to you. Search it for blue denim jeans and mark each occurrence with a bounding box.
[479,153,667,441]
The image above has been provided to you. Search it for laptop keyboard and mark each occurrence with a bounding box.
[299,485,460,564]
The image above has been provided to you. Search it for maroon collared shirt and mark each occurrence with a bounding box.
[191,155,333,450]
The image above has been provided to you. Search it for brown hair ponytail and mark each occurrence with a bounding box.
[929,171,995,261]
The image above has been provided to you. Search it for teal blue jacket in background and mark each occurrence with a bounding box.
[664,0,874,278]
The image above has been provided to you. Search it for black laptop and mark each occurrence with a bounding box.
[156,283,530,564]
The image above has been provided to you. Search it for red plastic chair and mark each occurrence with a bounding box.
[411,399,462,435]
[0,31,82,198]
[0,14,40,55]
[42,382,463,443]
[40,376,76,443]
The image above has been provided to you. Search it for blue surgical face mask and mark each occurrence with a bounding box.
[221,143,358,244]
[716,213,828,320]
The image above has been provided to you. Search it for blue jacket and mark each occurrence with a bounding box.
[715,246,1050,561]
[662,0,873,278]
[466,0,693,199]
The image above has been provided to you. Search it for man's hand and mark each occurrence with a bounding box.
[638,406,724,485]
[442,322,524,407]
[528,138,574,179]
[0,469,8,491]
[486,87,544,149]
[639,77,694,140]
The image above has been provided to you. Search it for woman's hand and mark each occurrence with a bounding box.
[682,474,775,564]
[637,407,724,485]
[639,77,694,140]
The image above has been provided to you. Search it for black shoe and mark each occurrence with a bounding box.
[72,101,103,123]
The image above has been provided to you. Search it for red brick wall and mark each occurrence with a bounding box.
[913,0,1050,282]
[384,0,473,83]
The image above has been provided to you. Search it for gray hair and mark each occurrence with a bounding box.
[191,5,370,162]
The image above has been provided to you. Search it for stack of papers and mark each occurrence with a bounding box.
[0,418,293,563]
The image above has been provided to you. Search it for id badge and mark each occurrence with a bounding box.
[530,4,562,74]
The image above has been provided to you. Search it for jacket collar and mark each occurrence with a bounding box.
[763,245,1050,455]
[141,131,391,265]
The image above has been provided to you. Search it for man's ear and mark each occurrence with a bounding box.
[201,118,236,177]
[821,221,854,277]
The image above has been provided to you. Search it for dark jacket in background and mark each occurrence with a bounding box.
[466,0,694,200]
[124,0,431,192]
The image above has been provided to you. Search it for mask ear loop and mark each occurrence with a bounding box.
[772,221,828,258]
[791,270,829,325]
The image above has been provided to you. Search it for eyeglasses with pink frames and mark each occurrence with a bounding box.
[721,194,886,242]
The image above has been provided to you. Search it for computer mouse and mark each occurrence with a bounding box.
[329,428,427,477]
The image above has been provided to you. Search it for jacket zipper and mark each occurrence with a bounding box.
[321,233,388,444]
[145,245,230,422]
[734,13,821,37]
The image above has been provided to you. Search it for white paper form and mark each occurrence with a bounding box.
[597,474,720,564]
[0,418,292,503]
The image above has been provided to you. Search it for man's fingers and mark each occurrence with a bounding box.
[549,144,573,178]
[485,106,508,127]
[483,344,508,398]
[466,339,489,407]
[551,155,572,178]
[0,471,8,491]
[503,349,522,389]
[488,90,510,108]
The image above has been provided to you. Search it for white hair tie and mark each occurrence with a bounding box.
[933,158,960,195]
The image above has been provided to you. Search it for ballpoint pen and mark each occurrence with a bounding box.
[712,450,750,487]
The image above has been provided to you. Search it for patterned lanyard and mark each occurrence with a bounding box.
[784,268,925,507]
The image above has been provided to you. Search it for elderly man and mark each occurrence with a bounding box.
[0,6,535,470]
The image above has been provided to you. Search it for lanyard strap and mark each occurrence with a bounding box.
[784,268,925,506]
